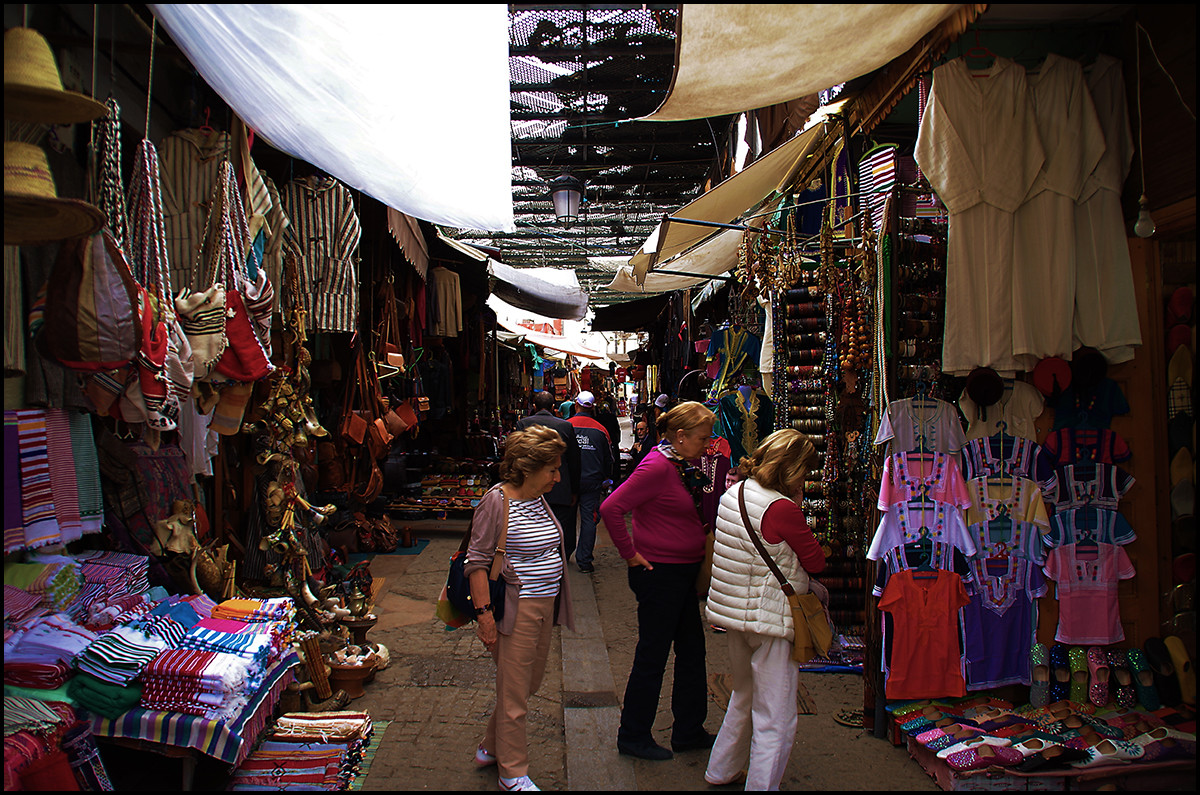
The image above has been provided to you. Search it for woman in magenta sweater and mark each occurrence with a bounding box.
[600,400,717,761]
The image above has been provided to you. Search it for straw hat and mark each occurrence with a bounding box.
[4,141,106,246]
[4,27,106,124]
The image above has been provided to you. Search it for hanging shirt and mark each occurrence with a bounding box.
[873,398,966,455]
[878,570,971,699]
[428,266,463,338]
[1011,54,1106,368]
[965,478,1051,563]
[915,57,1045,375]
[962,555,1047,689]
[1045,505,1136,548]
[958,380,1045,442]
[877,451,970,511]
[1051,378,1130,431]
[1074,54,1142,364]
[281,176,361,333]
[961,435,1058,497]
[1043,542,1135,645]
[159,129,231,293]
[715,387,774,467]
[867,501,976,561]
[1050,462,1135,512]
[1042,427,1132,466]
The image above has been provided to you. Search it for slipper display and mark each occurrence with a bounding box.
[944,743,1023,771]
[1049,644,1071,704]
[1013,744,1091,772]
[1125,648,1161,711]
[1068,646,1089,705]
[1086,646,1110,708]
[934,734,1012,760]
[1107,649,1137,709]
[1069,737,1146,768]
[1030,643,1050,708]
[1163,636,1196,706]
[1145,637,1184,707]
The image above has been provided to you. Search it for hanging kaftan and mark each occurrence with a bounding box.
[915,58,1045,375]
[873,398,965,455]
[1074,54,1142,363]
[280,177,361,333]
[1012,54,1106,369]
[958,380,1045,442]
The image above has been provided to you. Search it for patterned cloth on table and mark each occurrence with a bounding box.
[140,648,255,720]
[3,584,42,622]
[3,659,72,690]
[179,626,275,670]
[212,597,297,624]
[12,409,59,549]
[4,561,83,614]
[3,696,73,736]
[193,617,290,656]
[229,740,346,790]
[74,625,169,686]
[3,612,99,666]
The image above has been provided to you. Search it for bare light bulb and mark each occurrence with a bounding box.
[1134,194,1156,238]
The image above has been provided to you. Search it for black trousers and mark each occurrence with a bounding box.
[618,561,708,744]
[549,501,577,560]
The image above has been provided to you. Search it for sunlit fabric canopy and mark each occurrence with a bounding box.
[150,4,515,232]
[641,4,962,122]
[487,260,588,321]
[496,317,605,360]
[629,124,824,283]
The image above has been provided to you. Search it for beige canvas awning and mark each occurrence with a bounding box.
[629,123,825,283]
[496,317,605,360]
[641,4,963,123]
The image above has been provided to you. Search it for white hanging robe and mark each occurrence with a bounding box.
[1073,54,1142,363]
[915,58,1045,376]
[1012,54,1106,370]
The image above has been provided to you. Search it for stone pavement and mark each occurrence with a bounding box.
[348,521,938,791]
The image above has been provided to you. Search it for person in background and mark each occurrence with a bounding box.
[629,416,651,469]
[517,390,581,561]
[467,425,575,792]
[594,392,622,485]
[703,429,826,790]
[599,401,718,761]
[558,398,574,421]
[568,391,613,573]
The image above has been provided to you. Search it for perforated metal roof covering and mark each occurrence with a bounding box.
[450,4,732,305]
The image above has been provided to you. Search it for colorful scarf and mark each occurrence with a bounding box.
[657,440,711,526]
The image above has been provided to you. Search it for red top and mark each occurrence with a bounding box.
[877,570,970,699]
[760,500,826,574]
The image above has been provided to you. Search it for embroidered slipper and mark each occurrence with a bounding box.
[1125,648,1161,711]
[1107,649,1138,709]
[935,734,1012,760]
[1086,646,1110,708]
[1069,647,1090,706]
[945,743,1022,771]
[1049,644,1072,704]
[1030,643,1050,708]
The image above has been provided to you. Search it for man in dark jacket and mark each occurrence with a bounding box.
[517,390,582,558]
[568,390,613,573]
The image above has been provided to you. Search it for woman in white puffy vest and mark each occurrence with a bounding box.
[703,429,827,790]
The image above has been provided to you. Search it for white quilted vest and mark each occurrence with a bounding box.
[705,480,810,640]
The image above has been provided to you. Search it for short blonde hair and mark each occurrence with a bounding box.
[500,425,566,485]
[738,429,817,497]
[658,400,716,438]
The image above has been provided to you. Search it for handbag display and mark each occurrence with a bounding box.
[738,484,832,662]
[445,488,508,623]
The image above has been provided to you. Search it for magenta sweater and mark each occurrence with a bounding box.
[599,449,706,564]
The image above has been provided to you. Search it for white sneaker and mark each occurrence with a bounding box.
[474,745,496,767]
[499,774,541,791]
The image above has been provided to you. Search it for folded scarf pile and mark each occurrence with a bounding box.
[3,659,72,690]
[140,648,252,721]
[74,625,169,686]
[3,613,99,667]
[179,626,275,678]
[3,561,82,614]
[3,696,74,736]
[269,711,374,743]
[3,585,42,623]
[66,673,144,720]
[212,597,296,624]
[228,741,346,791]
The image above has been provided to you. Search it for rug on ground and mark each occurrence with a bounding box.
[228,711,387,790]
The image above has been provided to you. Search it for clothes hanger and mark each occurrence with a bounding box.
[963,30,998,76]
[198,107,216,137]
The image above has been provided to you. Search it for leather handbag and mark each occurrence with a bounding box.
[446,488,508,623]
[738,484,832,662]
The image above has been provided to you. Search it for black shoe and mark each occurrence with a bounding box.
[671,730,717,752]
[617,739,673,760]
[578,562,595,573]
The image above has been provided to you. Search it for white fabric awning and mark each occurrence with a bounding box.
[487,260,588,321]
[629,124,824,282]
[641,4,962,122]
[150,5,515,232]
[496,317,605,360]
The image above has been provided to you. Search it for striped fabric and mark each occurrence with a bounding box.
[44,409,83,544]
[14,409,59,549]
[68,411,104,536]
[92,653,298,766]
[212,597,297,624]
[280,176,361,333]
[857,144,898,238]
[179,627,274,669]
[159,130,232,293]
[3,412,23,553]
[505,498,563,599]
[3,696,73,736]
[74,626,169,686]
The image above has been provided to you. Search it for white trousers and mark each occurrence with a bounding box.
[705,630,798,791]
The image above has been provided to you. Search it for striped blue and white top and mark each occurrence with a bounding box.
[506,498,563,599]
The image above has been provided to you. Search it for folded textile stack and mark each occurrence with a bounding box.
[2,697,79,792]
[213,597,297,624]
[3,613,99,668]
[190,617,291,660]
[270,711,374,743]
[3,560,83,615]
[73,625,170,686]
[139,648,253,721]
[3,585,43,624]
[66,672,143,720]
[75,551,152,626]
[3,659,71,690]
[229,712,376,790]
[3,696,74,737]
[178,625,276,687]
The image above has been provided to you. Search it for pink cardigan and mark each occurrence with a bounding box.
[599,450,707,565]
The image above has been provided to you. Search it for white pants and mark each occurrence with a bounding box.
[705,630,798,791]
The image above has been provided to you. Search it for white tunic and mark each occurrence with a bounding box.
[1073,54,1142,363]
[915,58,1045,375]
[1012,54,1106,369]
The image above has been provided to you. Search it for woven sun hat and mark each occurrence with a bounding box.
[4,27,107,124]
[4,141,106,246]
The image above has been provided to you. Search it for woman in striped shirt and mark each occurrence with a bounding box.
[465,425,575,792]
